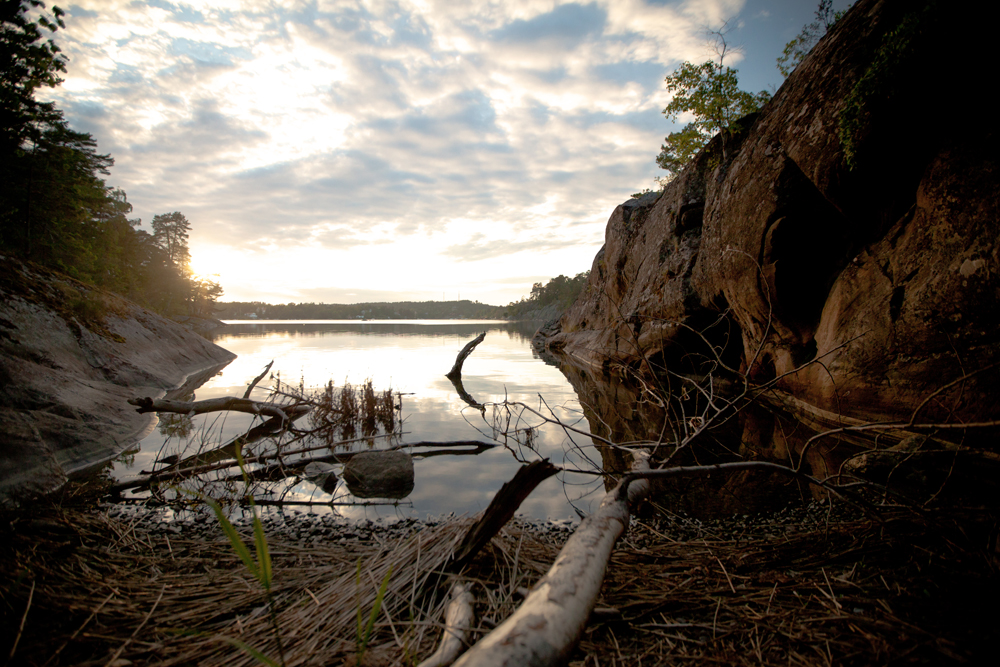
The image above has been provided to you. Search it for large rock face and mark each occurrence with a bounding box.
[542,0,999,432]
[0,256,236,501]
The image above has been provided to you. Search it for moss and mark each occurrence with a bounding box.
[838,2,937,169]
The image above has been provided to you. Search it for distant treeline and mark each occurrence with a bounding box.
[216,300,504,320]
[0,2,222,317]
[220,272,592,321]
[502,271,590,319]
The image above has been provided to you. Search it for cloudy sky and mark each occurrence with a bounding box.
[42,0,847,306]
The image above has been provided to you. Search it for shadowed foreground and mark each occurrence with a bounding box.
[2,487,995,666]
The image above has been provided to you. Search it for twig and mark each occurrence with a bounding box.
[43,590,117,667]
[6,579,35,665]
[104,583,166,666]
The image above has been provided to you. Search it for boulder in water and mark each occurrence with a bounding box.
[342,450,414,499]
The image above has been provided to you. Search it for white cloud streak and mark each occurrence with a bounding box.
[41,0,801,305]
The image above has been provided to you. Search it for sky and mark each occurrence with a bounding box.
[41,0,850,306]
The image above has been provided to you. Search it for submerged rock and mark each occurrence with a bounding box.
[342,450,414,499]
[303,461,339,494]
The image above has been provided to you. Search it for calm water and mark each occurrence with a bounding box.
[111,320,605,521]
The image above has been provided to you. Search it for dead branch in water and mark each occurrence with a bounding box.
[127,396,302,425]
[243,359,274,399]
[448,373,486,412]
[446,332,486,379]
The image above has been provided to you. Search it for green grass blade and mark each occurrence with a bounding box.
[233,445,271,588]
[235,443,251,486]
[363,565,393,649]
[252,507,272,590]
[355,559,363,649]
[176,487,258,581]
[219,635,283,667]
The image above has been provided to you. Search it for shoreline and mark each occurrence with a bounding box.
[0,255,237,502]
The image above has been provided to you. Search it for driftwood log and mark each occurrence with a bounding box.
[446,332,486,379]
[128,396,296,424]
[451,460,559,569]
[416,580,475,667]
[452,452,650,667]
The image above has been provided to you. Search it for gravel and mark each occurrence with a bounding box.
[102,496,864,549]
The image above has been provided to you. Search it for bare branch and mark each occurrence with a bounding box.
[127,396,299,424]
[446,332,486,379]
[243,359,274,399]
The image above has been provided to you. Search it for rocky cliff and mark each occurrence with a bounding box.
[0,256,236,502]
[540,0,999,435]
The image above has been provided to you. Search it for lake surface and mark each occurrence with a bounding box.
[111,320,607,521]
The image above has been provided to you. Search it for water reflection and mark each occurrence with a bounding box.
[552,357,854,519]
[107,320,607,521]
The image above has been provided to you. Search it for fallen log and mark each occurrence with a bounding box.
[446,332,486,379]
[111,405,312,493]
[128,396,296,424]
[452,452,650,667]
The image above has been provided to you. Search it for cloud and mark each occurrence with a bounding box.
[489,3,606,47]
[38,0,799,305]
[442,233,588,262]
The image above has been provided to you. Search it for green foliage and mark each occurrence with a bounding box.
[656,125,707,178]
[151,211,192,269]
[0,2,220,320]
[662,61,769,140]
[176,448,284,666]
[656,34,770,181]
[837,3,932,169]
[776,1,849,78]
[503,271,590,319]
[0,0,66,154]
[176,481,271,590]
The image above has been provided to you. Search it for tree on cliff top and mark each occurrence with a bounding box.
[151,211,192,269]
[657,29,770,181]
[776,0,850,78]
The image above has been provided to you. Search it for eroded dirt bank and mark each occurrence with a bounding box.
[0,255,236,501]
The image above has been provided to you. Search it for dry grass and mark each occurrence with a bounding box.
[573,510,998,666]
[1,497,996,666]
